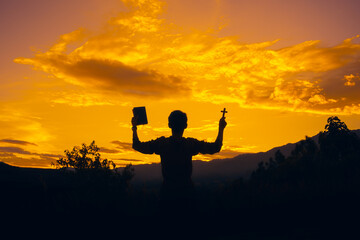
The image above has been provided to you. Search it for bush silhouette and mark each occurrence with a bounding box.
[47,141,136,217]
[53,140,135,186]
[54,140,115,170]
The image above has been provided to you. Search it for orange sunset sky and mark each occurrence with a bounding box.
[1,0,360,168]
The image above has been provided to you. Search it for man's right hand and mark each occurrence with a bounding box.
[219,117,227,130]
[131,116,139,127]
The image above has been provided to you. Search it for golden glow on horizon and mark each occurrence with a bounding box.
[1,0,360,168]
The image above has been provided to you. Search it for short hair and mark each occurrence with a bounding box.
[168,110,187,132]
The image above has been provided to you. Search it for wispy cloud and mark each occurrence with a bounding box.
[0,146,32,155]
[51,91,119,107]
[0,108,52,143]
[116,158,143,162]
[14,0,360,115]
[0,146,62,158]
[99,147,122,154]
[0,139,37,146]
[194,144,256,161]
[110,140,134,152]
[0,145,63,168]
[343,74,360,87]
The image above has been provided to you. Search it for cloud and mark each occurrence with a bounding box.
[0,146,32,155]
[14,10,190,99]
[344,75,356,87]
[14,0,360,115]
[0,152,15,157]
[0,155,55,168]
[110,140,134,152]
[0,108,52,143]
[194,144,257,161]
[51,91,116,107]
[61,58,188,97]
[0,147,62,168]
[37,153,63,159]
[0,108,56,167]
[17,55,189,98]
[99,147,122,154]
[0,146,62,158]
[0,139,37,146]
[343,74,360,87]
[186,122,219,133]
[116,158,143,162]
[0,140,62,167]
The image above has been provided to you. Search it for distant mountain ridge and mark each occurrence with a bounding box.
[130,129,360,185]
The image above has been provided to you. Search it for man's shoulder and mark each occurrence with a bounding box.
[185,137,203,143]
[157,136,167,139]
[185,137,197,141]
[153,136,168,142]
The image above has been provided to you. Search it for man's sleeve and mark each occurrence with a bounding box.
[132,137,164,154]
[189,138,222,155]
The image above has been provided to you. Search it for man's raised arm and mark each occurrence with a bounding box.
[196,116,227,155]
[215,116,227,147]
[131,117,153,154]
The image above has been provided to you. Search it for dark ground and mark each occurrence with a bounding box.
[1,162,358,239]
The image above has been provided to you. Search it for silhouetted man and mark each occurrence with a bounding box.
[132,110,227,214]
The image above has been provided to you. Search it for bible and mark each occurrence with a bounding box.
[132,106,148,125]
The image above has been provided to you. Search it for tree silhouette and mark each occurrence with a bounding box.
[247,116,360,203]
[274,150,285,165]
[319,116,360,165]
[324,116,350,135]
[49,141,135,216]
[54,141,116,170]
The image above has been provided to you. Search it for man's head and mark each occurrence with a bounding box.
[168,110,187,133]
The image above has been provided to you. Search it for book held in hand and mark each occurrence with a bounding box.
[132,106,148,125]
